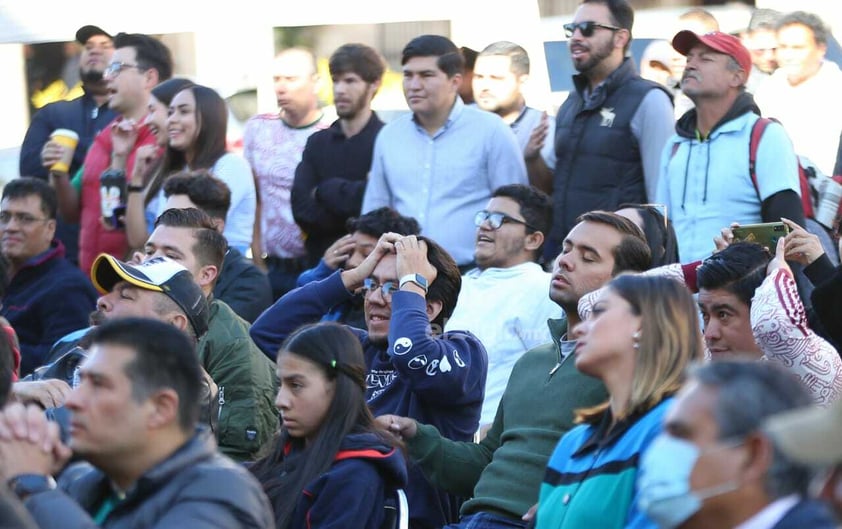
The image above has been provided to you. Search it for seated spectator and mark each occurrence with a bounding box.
[698,241,842,404]
[639,360,836,529]
[0,318,274,528]
[578,238,842,405]
[251,232,487,529]
[0,178,97,376]
[161,170,272,323]
[295,206,420,329]
[445,184,561,429]
[250,322,407,529]
[379,211,652,529]
[616,203,679,267]
[143,208,277,461]
[533,275,703,528]
[765,387,842,520]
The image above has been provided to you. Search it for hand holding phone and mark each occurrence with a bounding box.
[731,222,790,253]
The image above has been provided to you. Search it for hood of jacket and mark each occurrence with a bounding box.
[675,90,760,139]
[334,432,407,489]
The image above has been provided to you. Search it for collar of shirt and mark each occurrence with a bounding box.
[734,494,800,529]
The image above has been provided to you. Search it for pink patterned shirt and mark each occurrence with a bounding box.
[243,113,329,258]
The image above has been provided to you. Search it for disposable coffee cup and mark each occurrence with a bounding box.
[50,128,79,175]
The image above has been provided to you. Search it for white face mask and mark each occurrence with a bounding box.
[638,434,740,529]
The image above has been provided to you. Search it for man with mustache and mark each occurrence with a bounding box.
[657,30,804,263]
[291,43,386,268]
[545,0,673,262]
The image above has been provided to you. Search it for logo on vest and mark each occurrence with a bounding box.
[600,107,615,127]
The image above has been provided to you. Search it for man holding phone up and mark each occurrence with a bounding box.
[657,30,805,262]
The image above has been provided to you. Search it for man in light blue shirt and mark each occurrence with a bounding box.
[362,35,527,268]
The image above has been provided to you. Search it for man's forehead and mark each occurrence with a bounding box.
[1,194,41,211]
[403,56,443,73]
[566,221,622,249]
[148,225,194,250]
[698,288,746,310]
[474,55,514,74]
[574,2,612,23]
[665,380,719,435]
[81,342,134,376]
[371,253,398,281]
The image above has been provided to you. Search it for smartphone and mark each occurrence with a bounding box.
[731,222,790,253]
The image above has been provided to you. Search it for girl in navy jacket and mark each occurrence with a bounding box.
[250,322,407,529]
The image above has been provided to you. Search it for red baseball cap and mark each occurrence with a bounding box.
[672,30,752,74]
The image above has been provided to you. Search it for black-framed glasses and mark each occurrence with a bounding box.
[104,62,143,78]
[0,211,50,227]
[363,278,398,299]
[474,210,537,231]
[563,20,622,38]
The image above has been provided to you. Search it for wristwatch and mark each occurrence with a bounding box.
[399,273,428,294]
[8,474,56,498]
[126,184,145,193]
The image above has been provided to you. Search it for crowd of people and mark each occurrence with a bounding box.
[2,0,842,528]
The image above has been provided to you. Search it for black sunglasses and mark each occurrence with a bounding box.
[563,20,622,38]
[474,210,537,231]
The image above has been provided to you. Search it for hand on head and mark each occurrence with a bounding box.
[323,234,356,270]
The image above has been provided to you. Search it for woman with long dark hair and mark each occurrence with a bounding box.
[124,83,256,253]
[249,322,407,529]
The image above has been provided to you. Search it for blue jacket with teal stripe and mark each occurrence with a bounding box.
[535,398,672,529]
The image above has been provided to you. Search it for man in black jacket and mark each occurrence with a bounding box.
[291,43,386,267]
[0,318,273,528]
[19,25,118,265]
[161,170,272,323]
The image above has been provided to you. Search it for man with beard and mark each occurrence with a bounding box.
[19,25,117,265]
[473,41,556,193]
[251,232,486,529]
[545,0,674,262]
[291,43,386,267]
[657,30,804,263]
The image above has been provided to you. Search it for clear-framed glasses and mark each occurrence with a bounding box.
[474,210,538,231]
[363,278,398,300]
[563,20,622,38]
[0,211,50,227]
[104,61,142,78]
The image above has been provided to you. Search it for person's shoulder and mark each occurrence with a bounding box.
[213,151,251,171]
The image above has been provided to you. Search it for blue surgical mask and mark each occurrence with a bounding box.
[638,434,739,529]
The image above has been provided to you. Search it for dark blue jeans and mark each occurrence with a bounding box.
[444,512,527,529]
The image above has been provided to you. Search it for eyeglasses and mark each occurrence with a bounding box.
[104,62,143,78]
[563,20,622,38]
[363,278,398,299]
[0,211,50,227]
[474,210,537,231]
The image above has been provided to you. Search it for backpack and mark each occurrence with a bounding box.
[748,117,842,229]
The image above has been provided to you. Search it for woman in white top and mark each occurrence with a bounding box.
[126,84,256,254]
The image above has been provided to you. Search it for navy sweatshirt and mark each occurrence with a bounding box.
[251,270,488,529]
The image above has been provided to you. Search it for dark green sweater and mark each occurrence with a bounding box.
[407,319,608,520]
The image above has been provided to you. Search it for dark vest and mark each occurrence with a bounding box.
[547,58,667,261]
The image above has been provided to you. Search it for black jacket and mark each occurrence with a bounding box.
[213,247,272,323]
[548,58,667,260]
[23,429,274,529]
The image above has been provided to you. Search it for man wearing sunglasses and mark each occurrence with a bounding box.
[444,184,561,432]
[546,0,674,263]
[251,231,487,529]
[49,33,173,274]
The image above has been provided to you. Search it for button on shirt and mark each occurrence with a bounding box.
[362,97,527,265]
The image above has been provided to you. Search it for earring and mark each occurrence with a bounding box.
[632,331,641,350]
